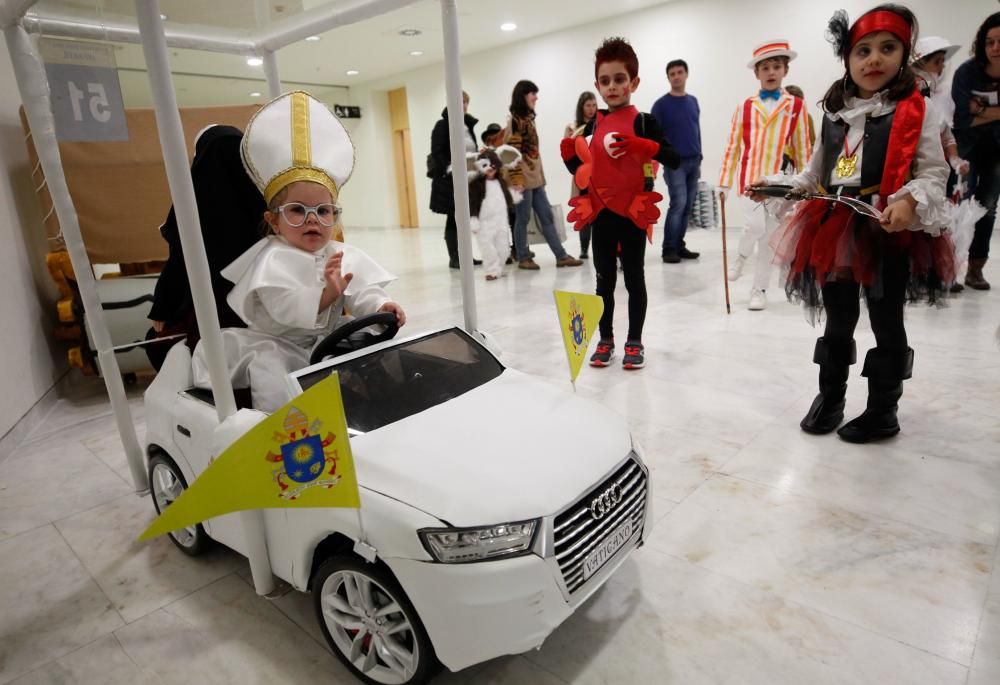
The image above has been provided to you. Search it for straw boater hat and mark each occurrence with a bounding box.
[240,90,355,205]
[913,36,961,63]
[747,40,797,69]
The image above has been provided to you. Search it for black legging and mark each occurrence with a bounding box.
[579,224,592,255]
[821,252,909,352]
[592,210,647,341]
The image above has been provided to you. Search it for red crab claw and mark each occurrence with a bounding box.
[626,191,663,228]
[568,137,592,191]
[568,195,601,230]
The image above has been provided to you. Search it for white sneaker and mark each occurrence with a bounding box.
[748,288,767,311]
[727,255,746,281]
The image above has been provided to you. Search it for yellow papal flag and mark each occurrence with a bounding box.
[139,373,360,541]
[553,290,605,384]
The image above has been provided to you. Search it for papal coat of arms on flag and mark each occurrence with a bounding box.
[567,298,587,355]
[267,406,341,499]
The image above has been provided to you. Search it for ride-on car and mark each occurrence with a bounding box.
[145,315,650,684]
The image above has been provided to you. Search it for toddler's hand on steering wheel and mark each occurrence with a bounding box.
[379,301,406,327]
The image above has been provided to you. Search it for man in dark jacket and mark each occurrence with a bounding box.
[429,91,481,268]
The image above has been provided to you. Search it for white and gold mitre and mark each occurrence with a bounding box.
[241,90,355,205]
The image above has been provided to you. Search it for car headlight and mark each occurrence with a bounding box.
[419,520,538,563]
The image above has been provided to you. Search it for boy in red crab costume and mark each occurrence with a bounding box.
[562,37,680,370]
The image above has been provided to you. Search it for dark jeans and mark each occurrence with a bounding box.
[592,210,647,341]
[513,186,567,261]
[662,157,701,254]
[821,253,909,353]
[967,142,1000,260]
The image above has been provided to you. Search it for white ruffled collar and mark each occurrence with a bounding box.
[828,90,898,125]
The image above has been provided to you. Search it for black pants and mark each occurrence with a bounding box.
[444,212,458,261]
[821,253,909,352]
[592,210,647,341]
[579,224,593,255]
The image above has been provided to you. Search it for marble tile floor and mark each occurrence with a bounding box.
[1,224,998,684]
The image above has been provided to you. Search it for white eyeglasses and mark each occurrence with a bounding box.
[277,202,341,227]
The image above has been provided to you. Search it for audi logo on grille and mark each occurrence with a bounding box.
[590,483,623,520]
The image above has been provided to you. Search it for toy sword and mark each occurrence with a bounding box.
[745,184,883,220]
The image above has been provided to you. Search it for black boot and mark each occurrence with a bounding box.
[837,348,914,444]
[800,337,856,434]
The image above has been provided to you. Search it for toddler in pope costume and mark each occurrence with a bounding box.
[192,91,406,413]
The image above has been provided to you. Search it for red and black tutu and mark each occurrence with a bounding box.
[770,198,955,316]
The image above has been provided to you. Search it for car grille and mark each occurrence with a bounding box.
[553,456,647,594]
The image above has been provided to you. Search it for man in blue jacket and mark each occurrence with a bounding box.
[651,59,702,263]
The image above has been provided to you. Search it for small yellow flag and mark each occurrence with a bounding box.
[553,290,605,383]
[139,373,360,542]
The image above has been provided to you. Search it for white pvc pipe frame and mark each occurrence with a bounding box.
[0,0,479,595]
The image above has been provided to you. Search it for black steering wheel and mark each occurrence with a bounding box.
[309,311,400,365]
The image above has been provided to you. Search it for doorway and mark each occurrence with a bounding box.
[387,87,419,228]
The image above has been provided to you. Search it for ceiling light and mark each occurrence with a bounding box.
[305,35,321,42]
[346,69,360,76]
[500,22,517,31]
[249,91,261,97]
[398,28,421,37]
[159,13,168,20]
[246,56,263,66]
[409,50,424,56]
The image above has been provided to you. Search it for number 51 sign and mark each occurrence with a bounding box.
[39,38,129,142]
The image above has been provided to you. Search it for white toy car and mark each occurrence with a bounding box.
[144,317,650,684]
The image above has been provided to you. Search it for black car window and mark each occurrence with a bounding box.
[295,328,504,433]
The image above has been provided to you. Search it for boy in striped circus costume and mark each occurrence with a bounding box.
[719,40,812,310]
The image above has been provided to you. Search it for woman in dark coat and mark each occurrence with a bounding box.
[429,92,480,268]
[146,124,265,368]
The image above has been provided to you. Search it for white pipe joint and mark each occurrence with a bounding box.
[262,50,281,98]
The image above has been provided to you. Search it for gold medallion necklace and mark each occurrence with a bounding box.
[835,127,864,179]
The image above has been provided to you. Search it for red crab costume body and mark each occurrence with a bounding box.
[565,105,662,241]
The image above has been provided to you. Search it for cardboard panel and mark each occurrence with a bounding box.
[21,104,260,264]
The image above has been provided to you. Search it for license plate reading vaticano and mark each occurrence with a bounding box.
[582,518,633,581]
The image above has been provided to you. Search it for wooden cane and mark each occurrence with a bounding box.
[720,193,732,314]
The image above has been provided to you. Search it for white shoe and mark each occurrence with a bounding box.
[748,288,767,311]
[727,255,746,281]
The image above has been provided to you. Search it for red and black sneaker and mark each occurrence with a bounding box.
[622,341,645,370]
[590,339,615,367]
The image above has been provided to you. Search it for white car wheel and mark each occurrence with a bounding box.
[313,556,437,685]
[148,453,210,556]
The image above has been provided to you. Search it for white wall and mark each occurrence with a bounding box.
[0,33,65,438]
[344,0,991,230]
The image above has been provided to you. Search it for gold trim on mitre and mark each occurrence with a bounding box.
[290,91,311,167]
[264,167,339,205]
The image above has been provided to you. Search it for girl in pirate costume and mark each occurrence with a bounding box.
[751,4,953,443]
[192,91,405,413]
